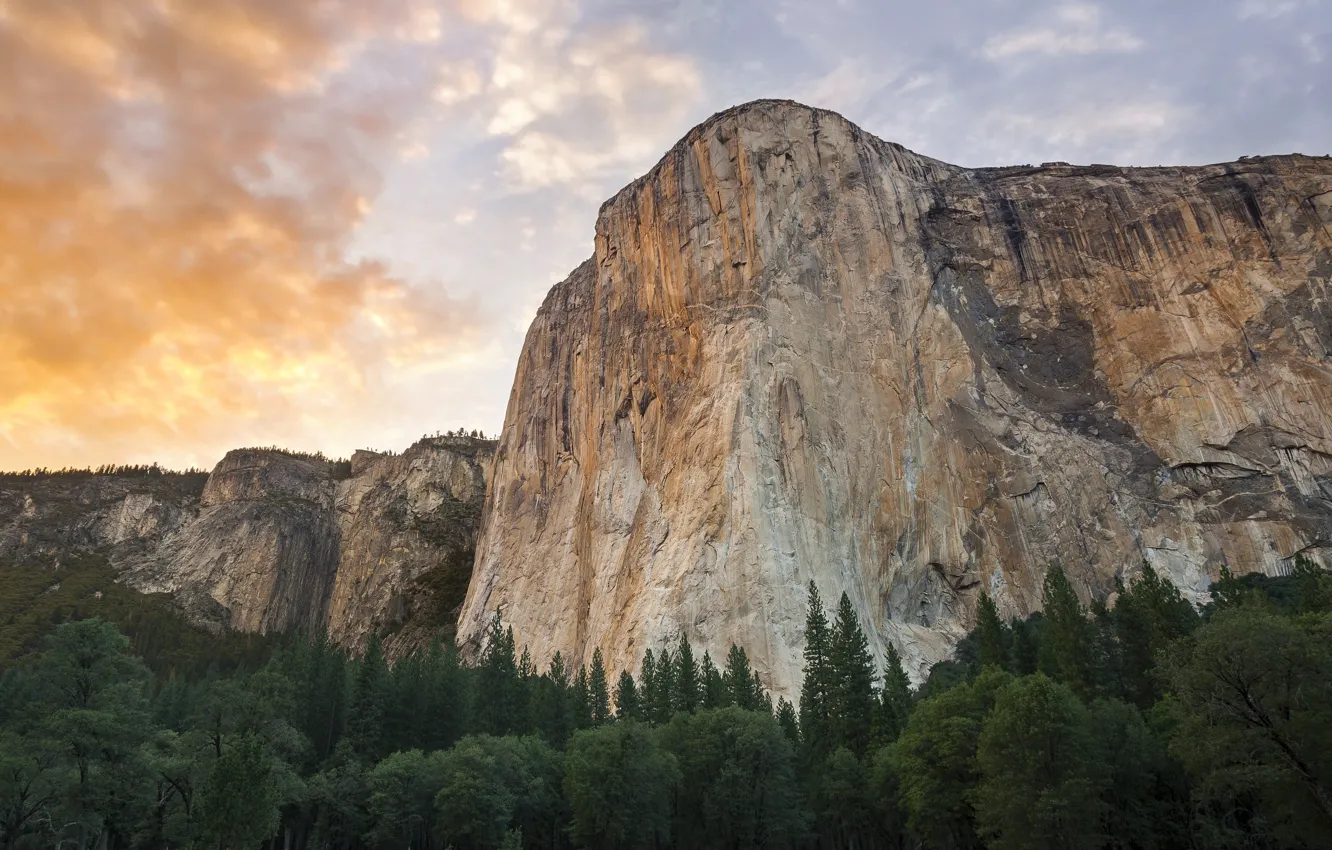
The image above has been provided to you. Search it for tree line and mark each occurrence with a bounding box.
[0,464,208,480]
[1,559,1329,849]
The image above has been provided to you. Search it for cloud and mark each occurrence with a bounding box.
[983,3,1143,59]
[0,0,487,470]
[433,2,704,194]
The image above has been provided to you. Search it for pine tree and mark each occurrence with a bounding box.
[648,647,677,724]
[776,696,800,744]
[873,642,913,746]
[477,611,521,735]
[700,651,725,709]
[1038,566,1098,701]
[800,581,834,759]
[976,592,1010,671]
[1113,563,1197,706]
[588,649,611,725]
[572,664,592,729]
[723,644,764,710]
[614,669,641,720]
[674,635,700,714]
[640,650,657,721]
[830,592,875,755]
[346,632,388,761]
[1012,615,1041,675]
[1291,554,1332,613]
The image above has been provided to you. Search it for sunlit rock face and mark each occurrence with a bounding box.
[2,437,493,654]
[459,99,1332,694]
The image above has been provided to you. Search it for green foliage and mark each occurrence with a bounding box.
[1112,562,1198,707]
[829,592,876,756]
[196,733,285,850]
[890,667,1011,849]
[0,555,281,677]
[672,634,701,714]
[6,560,1332,850]
[587,649,610,725]
[799,581,834,759]
[873,643,913,746]
[613,668,640,720]
[660,708,806,849]
[1159,606,1332,844]
[975,592,1010,671]
[564,721,678,850]
[722,644,762,711]
[975,674,1104,850]
[1037,566,1099,700]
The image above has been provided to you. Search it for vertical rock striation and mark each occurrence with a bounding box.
[460,99,1332,693]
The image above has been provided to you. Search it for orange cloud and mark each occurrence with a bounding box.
[0,0,486,470]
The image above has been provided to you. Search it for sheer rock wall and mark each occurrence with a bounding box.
[459,99,1332,693]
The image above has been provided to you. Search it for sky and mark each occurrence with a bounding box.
[1,0,1327,472]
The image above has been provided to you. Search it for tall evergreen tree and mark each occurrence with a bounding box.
[1291,554,1332,613]
[614,669,641,721]
[639,650,657,720]
[649,648,677,725]
[1038,567,1099,701]
[976,592,1010,671]
[830,592,876,755]
[588,649,610,725]
[673,635,700,714]
[476,611,521,736]
[346,632,389,761]
[723,644,764,710]
[776,696,801,744]
[800,581,835,759]
[873,642,913,746]
[699,652,725,709]
[1112,563,1197,707]
[572,665,592,730]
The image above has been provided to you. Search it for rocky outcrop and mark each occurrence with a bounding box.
[1,436,494,653]
[459,99,1332,694]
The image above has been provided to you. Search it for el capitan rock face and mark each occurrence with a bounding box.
[459,99,1332,693]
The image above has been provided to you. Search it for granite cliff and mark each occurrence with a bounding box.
[458,99,1332,694]
[1,435,493,654]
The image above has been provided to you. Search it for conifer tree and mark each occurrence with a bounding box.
[614,669,641,720]
[1038,567,1098,701]
[723,644,764,710]
[1291,553,1332,613]
[976,592,1010,671]
[346,632,388,761]
[674,635,700,714]
[700,651,725,709]
[640,650,657,720]
[650,647,677,724]
[589,649,611,725]
[1113,563,1197,706]
[572,665,592,729]
[477,611,521,735]
[800,581,834,759]
[776,696,801,744]
[873,642,913,746]
[1012,615,1042,675]
[830,592,875,755]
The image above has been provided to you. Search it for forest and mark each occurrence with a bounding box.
[1,559,1329,850]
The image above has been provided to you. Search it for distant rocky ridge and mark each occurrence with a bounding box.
[0,436,494,655]
[459,99,1332,697]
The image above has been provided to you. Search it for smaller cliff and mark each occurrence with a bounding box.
[0,436,494,654]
